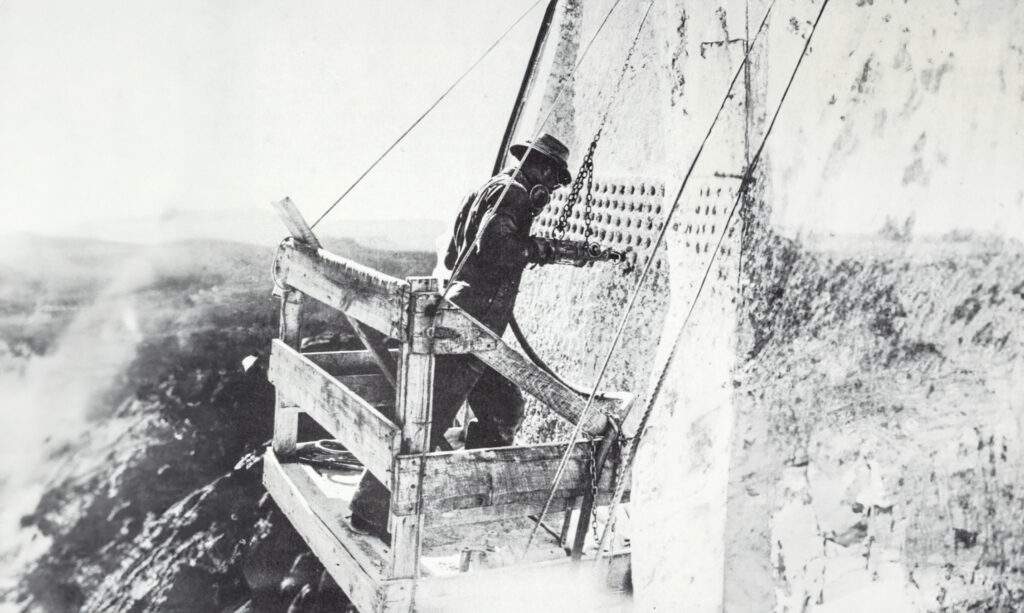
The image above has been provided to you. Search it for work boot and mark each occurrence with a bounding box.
[349,471,391,542]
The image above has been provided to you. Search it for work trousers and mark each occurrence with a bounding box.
[349,356,525,533]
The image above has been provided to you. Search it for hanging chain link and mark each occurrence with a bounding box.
[547,0,645,248]
[581,134,600,247]
[586,439,602,547]
[553,132,600,244]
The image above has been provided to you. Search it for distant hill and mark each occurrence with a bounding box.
[0,233,435,354]
[51,207,449,253]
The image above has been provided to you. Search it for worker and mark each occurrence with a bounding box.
[349,133,626,539]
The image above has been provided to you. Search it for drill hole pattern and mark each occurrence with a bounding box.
[534,177,667,267]
[531,176,744,275]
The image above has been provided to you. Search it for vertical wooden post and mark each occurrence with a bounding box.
[273,289,304,457]
[389,277,438,580]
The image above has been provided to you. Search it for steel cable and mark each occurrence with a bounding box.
[441,0,631,298]
[397,2,633,577]
[595,0,833,560]
[523,0,780,556]
[310,0,548,229]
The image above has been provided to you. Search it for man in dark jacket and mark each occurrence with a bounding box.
[350,133,620,537]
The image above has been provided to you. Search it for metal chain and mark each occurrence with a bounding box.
[581,133,600,246]
[586,439,601,546]
[548,0,646,246]
[553,133,600,241]
[602,433,629,554]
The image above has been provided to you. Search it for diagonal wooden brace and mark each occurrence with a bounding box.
[272,197,399,387]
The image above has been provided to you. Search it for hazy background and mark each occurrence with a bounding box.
[0,3,546,608]
[0,0,544,248]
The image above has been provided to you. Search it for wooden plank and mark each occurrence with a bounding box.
[391,441,632,525]
[430,303,499,354]
[263,450,411,613]
[268,339,400,484]
[278,241,409,338]
[285,461,390,575]
[273,290,304,456]
[272,197,322,248]
[437,307,623,436]
[473,337,610,436]
[273,403,299,457]
[388,277,437,581]
[433,306,633,436]
[345,314,398,387]
[304,348,401,376]
[278,290,304,347]
[414,553,632,612]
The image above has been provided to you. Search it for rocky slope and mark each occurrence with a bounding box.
[0,234,433,612]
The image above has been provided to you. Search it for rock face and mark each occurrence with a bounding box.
[511,1,1024,610]
[0,237,433,612]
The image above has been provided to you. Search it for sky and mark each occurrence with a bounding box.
[0,0,543,242]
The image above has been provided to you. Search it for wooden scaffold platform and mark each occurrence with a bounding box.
[262,199,634,612]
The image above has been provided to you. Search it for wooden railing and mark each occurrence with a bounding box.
[267,234,633,589]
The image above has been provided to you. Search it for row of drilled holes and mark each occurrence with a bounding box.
[585,182,665,197]
[542,204,735,221]
[535,212,663,230]
[548,196,664,216]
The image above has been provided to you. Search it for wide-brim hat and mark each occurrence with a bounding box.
[510,133,572,185]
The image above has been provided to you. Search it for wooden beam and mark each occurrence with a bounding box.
[415,553,633,609]
[268,339,400,484]
[430,302,499,354]
[278,289,304,347]
[262,450,412,613]
[390,441,632,525]
[344,314,398,388]
[277,242,409,339]
[437,307,626,436]
[388,277,437,581]
[273,290,304,457]
[272,197,323,248]
[273,403,299,458]
[304,348,401,376]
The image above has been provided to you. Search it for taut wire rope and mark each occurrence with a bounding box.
[595,0,833,560]
[508,0,656,398]
[310,0,547,229]
[441,0,630,298]
[402,0,631,577]
[522,0,780,555]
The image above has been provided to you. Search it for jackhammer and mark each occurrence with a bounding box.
[536,239,630,267]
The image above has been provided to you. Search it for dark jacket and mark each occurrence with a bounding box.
[443,171,542,332]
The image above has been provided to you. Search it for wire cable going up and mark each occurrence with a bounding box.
[441,0,629,297]
[596,0,834,560]
[310,0,547,229]
[507,0,656,398]
[522,0,779,555]
[385,1,632,577]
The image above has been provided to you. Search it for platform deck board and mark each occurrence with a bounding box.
[263,449,632,612]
